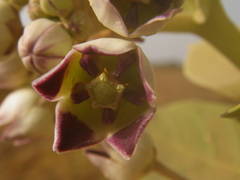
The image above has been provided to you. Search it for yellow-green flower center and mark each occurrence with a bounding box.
[87,72,125,110]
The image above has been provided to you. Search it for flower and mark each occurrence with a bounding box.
[0,50,30,89]
[33,38,156,159]
[18,18,73,74]
[0,88,51,145]
[86,134,156,180]
[0,0,22,56]
[88,0,182,38]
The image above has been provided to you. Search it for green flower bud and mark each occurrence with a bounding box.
[40,0,73,17]
[18,18,73,74]
[0,0,22,55]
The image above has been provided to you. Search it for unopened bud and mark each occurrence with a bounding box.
[18,18,73,73]
[0,88,52,145]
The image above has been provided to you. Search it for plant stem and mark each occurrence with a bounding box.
[196,0,240,68]
[162,1,240,68]
[152,160,186,180]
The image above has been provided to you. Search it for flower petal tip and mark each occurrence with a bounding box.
[53,110,100,153]
[106,108,155,159]
[32,51,74,101]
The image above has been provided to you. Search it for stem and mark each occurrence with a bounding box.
[195,0,240,68]
[162,1,240,68]
[152,160,186,180]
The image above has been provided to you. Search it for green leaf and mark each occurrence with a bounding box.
[147,100,240,179]
[184,41,240,100]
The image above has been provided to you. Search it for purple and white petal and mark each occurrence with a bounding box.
[88,0,128,37]
[73,38,136,56]
[106,108,155,159]
[32,50,79,101]
[130,8,180,38]
[53,103,101,152]
[137,48,156,107]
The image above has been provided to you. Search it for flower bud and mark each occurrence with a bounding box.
[0,0,22,55]
[33,38,156,159]
[40,0,73,17]
[0,88,51,145]
[0,50,30,89]
[18,18,73,74]
[86,134,156,180]
[88,0,182,37]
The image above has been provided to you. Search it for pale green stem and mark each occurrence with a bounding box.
[152,160,186,180]
[162,1,240,68]
[196,0,240,68]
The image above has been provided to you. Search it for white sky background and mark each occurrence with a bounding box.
[21,0,240,65]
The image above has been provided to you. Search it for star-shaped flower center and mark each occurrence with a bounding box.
[87,71,125,110]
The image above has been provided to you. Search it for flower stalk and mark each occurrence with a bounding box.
[152,160,186,180]
[163,0,240,68]
[196,0,240,68]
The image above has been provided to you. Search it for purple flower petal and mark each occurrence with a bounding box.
[70,82,89,104]
[106,108,155,159]
[123,89,145,105]
[73,38,136,56]
[32,50,74,101]
[130,8,180,38]
[102,108,116,124]
[113,51,136,78]
[80,54,99,76]
[137,48,156,107]
[53,108,100,153]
